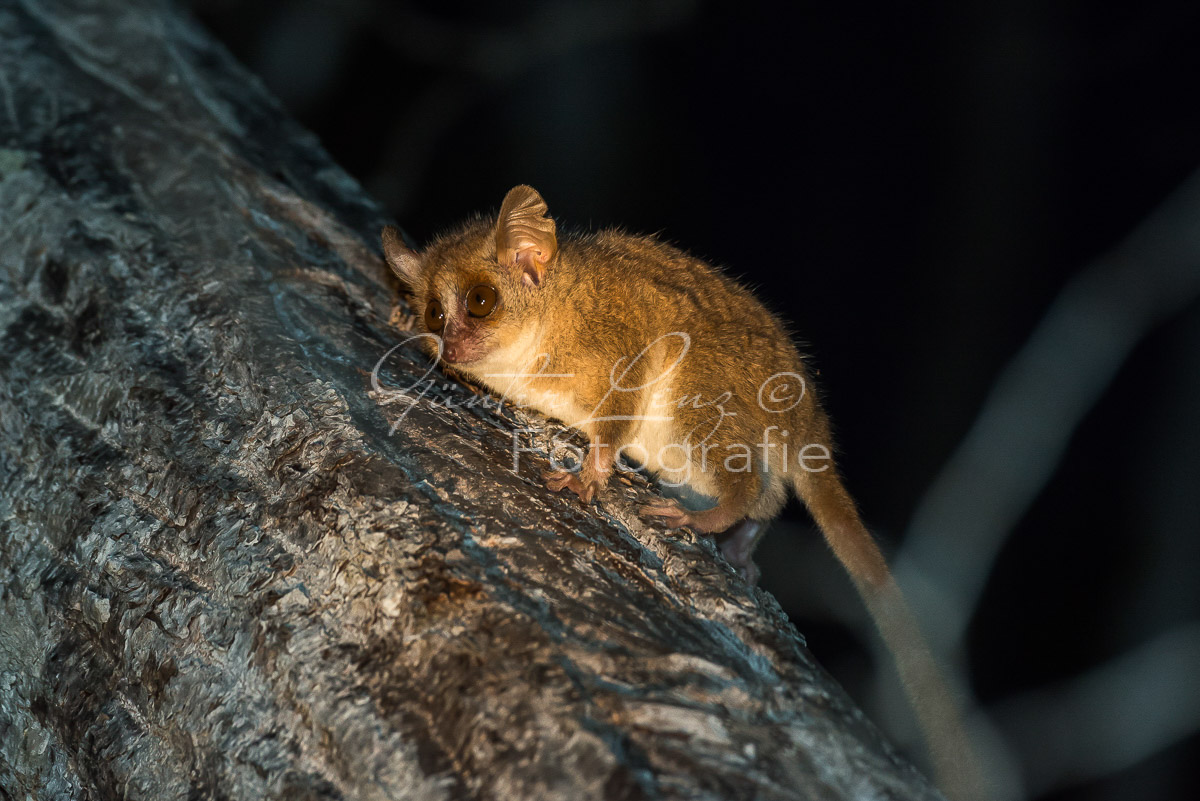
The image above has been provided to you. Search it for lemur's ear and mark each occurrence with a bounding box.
[381,226,421,287]
[495,185,557,286]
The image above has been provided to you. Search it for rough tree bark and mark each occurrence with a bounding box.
[0,2,943,799]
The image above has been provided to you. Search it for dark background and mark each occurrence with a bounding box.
[185,2,1200,799]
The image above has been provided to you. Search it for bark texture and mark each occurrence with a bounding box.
[0,2,943,799]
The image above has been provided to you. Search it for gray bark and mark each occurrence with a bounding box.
[0,1,943,799]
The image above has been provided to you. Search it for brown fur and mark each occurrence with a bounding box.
[382,186,987,800]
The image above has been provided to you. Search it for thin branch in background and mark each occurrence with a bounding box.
[884,168,1200,794]
[986,621,1200,798]
[895,167,1200,649]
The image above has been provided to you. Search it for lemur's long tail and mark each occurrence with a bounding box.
[794,467,988,801]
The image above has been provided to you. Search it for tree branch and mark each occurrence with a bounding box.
[0,1,941,799]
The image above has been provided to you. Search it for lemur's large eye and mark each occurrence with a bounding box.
[424,298,445,332]
[466,285,498,317]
